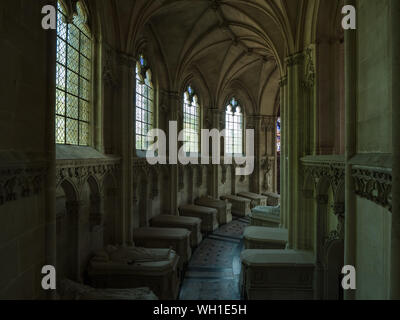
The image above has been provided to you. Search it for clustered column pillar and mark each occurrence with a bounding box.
[314,194,328,300]
[117,53,135,245]
[285,53,302,250]
[169,92,181,215]
[344,0,357,300]
[282,47,316,251]
[252,116,263,194]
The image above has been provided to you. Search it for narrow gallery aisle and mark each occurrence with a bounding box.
[179,218,250,300]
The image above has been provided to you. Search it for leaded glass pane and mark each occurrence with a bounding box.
[57,39,67,65]
[80,100,89,121]
[79,122,89,145]
[67,70,79,96]
[66,94,79,118]
[135,59,154,151]
[56,116,65,144]
[183,87,200,154]
[225,99,243,155]
[56,64,66,89]
[67,46,79,73]
[55,1,91,146]
[66,119,78,144]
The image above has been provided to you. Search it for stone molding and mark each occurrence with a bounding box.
[301,156,345,191]
[352,166,392,212]
[56,158,120,192]
[0,161,47,206]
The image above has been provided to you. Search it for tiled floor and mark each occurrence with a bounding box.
[179,217,249,300]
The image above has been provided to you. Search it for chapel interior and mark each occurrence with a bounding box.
[0,0,398,300]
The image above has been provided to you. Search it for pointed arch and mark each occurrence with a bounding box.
[225,97,243,155]
[182,85,200,154]
[135,53,155,151]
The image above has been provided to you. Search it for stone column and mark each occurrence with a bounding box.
[169,92,181,214]
[209,108,220,198]
[45,3,57,298]
[314,194,328,300]
[344,0,357,301]
[285,53,303,250]
[301,189,315,250]
[279,77,288,229]
[251,116,263,194]
[117,53,135,245]
[391,0,400,300]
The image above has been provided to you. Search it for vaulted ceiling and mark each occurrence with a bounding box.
[95,0,328,115]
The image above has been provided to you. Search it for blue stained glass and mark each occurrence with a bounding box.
[140,55,145,67]
[188,86,193,95]
[231,98,238,107]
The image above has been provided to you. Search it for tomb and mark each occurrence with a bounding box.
[150,214,203,248]
[58,279,158,300]
[132,227,192,268]
[262,192,281,206]
[237,192,268,208]
[194,196,233,225]
[240,249,315,300]
[250,205,281,228]
[220,195,251,217]
[179,204,219,234]
[243,226,288,249]
[88,246,180,300]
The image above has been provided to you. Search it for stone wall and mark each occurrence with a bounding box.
[0,0,54,299]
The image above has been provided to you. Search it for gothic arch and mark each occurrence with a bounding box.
[56,179,79,284]
[102,173,119,246]
[220,80,255,116]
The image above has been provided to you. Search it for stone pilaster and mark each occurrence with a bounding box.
[45,2,57,298]
[209,108,220,198]
[117,52,136,245]
[344,0,357,301]
[169,91,181,214]
[315,194,329,300]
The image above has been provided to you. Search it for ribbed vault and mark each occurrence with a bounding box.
[96,0,323,116]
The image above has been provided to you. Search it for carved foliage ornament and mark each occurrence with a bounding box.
[352,167,392,212]
[0,165,46,206]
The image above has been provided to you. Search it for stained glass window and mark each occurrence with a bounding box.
[56,1,91,145]
[277,117,281,153]
[135,55,154,151]
[225,98,243,155]
[183,86,200,153]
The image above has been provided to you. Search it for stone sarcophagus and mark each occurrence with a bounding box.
[243,226,288,249]
[59,279,159,300]
[194,196,233,225]
[150,214,203,248]
[132,227,192,268]
[262,192,281,207]
[220,195,251,217]
[237,192,268,208]
[250,205,281,228]
[88,246,181,300]
[178,205,219,234]
[240,249,315,300]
